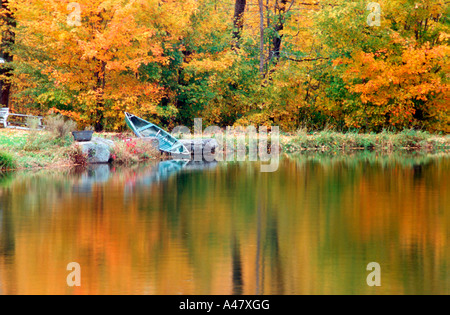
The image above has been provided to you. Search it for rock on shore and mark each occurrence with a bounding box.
[179,139,220,156]
[78,137,115,164]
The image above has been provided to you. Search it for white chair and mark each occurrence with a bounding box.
[0,107,9,128]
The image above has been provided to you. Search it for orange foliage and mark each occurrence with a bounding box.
[339,44,449,130]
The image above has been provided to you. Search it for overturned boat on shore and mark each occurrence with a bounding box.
[125,112,190,158]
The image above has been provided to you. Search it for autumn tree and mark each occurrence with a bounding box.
[0,0,15,108]
[12,0,170,130]
[311,0,449,132]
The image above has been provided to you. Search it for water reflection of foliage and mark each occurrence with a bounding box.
[0,156,448,294]
[0,172,14,188]
[286,153,449,294]
[287,151,450,168]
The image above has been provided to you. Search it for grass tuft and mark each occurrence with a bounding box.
[0,151,17,171]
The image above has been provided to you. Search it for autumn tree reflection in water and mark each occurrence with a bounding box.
[0,154,448,295]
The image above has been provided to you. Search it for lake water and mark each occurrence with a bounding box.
[0,153,449,295]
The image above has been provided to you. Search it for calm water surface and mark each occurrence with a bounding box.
[0,153,449,295]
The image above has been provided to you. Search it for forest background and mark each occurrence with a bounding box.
[0,0,448,133]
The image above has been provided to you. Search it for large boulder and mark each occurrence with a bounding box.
[179,138,220,156]
[77,137,114,164]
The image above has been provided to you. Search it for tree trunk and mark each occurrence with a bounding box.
[93,9,107,132]
[270,0,289,64]
[94,60,106,132]
[232,0,247,49]
[0,0,16,108]
[258,0,265,77]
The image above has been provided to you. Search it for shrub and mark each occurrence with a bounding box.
[0,151,17,171]
[111,141,139,165]
[26,117,41,130]
[315,131,341,149]
[111,139,159,165]
[67,145,88,166]
[354,134,376,150]
[22,117,44,151]
[395,129,430,148]
[24,115,77,151]
[44,114,77,144]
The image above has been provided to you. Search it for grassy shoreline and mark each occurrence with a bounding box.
[281,129,450,154]
[0,129,74,171]
[0,128,449,171]
[0,129,160,171]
